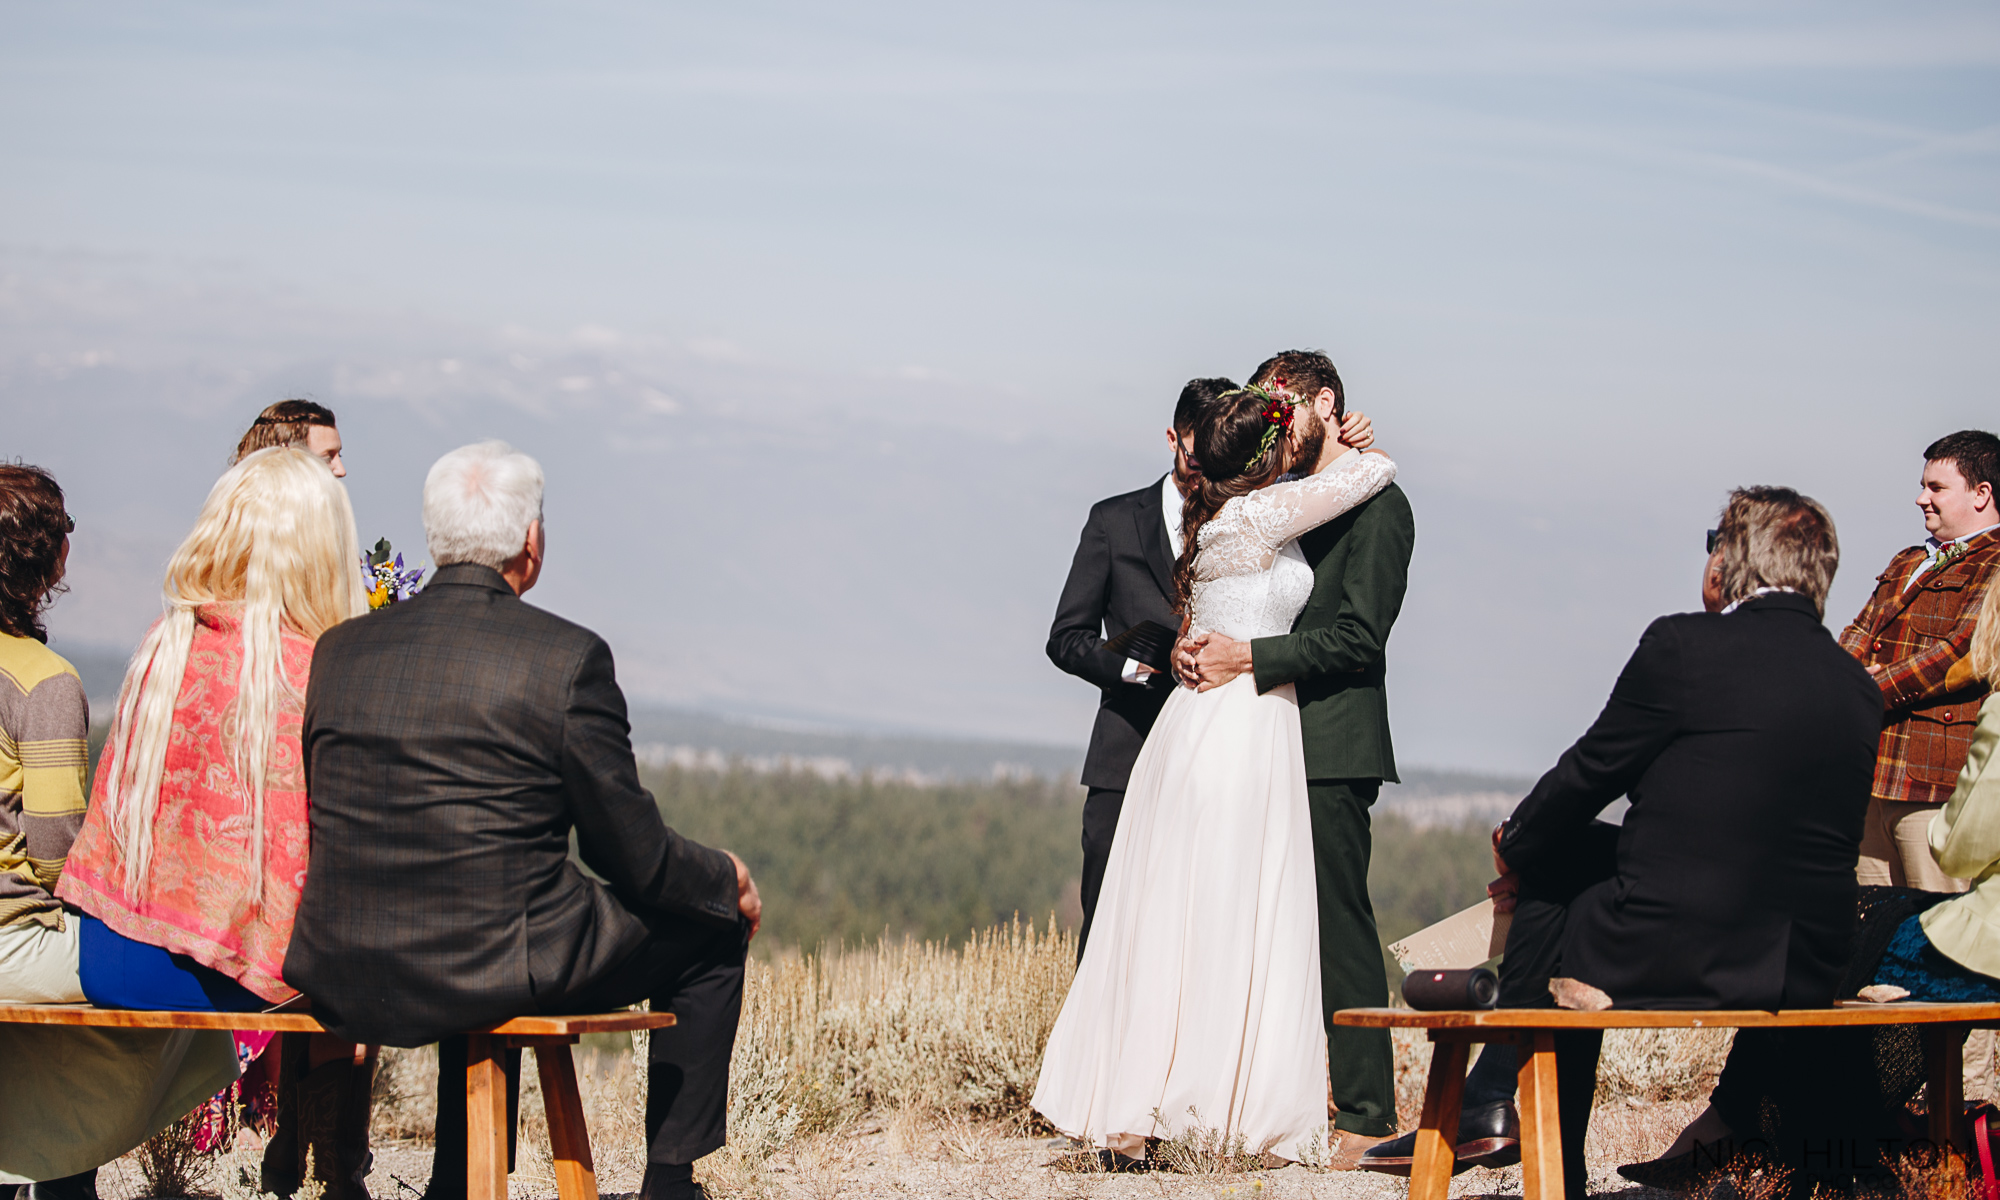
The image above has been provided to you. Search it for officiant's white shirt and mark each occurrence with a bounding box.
[1120,474,1186,684]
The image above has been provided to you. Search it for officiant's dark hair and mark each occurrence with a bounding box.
[1171,390,1296,611]
[1174,378,1237,434]
[1249,349,1344,419]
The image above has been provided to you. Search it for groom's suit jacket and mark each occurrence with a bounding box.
[1250,482,1414,782]
[1047,475,1181,792]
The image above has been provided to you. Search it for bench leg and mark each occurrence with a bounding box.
[536,1043,600,1200]
[466,1034,510,1200]
[1408,1037,1470,1200]
[1516,1031,1563,1200]
[1925,1024,1968,1152]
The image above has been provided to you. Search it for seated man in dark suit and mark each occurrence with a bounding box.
[1361,486,1882,1197]
[285,441,760,1200]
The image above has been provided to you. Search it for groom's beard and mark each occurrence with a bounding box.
[1291,409,1327,473]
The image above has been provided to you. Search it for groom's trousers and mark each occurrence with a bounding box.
[1309,779,1396,1138]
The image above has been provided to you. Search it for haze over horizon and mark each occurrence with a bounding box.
[5,2,1998,773]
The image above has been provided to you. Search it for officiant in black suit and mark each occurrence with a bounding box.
[1046,377,1233,957]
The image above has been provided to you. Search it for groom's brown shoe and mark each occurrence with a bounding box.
[1326,1131,1393,1170]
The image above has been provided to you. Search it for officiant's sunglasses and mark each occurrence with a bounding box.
[1706,528,1720,554]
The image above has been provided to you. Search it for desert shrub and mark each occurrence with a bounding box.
[135,1109,226,1198]
[1595,1027,1734,1104]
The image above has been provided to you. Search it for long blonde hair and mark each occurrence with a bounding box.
[1970,579,2000,689]
[100,447,367,901]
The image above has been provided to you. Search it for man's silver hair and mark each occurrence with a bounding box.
[423,441,545,570]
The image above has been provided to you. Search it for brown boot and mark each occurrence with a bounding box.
[297,1049,378,1200]
[260,1034,307,1198]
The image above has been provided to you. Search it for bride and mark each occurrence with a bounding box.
[1032,385,1395,1167]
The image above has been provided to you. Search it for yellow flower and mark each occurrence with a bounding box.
[368,583,391,609]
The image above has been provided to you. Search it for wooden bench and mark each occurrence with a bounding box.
[1334,1003,2000,1200]
[0,1004,676,1200]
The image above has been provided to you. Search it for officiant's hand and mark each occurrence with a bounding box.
[727,850,763,939]
[1487,825,1519,915]
[1184,632,1254,693]
[1338,409,1374,451]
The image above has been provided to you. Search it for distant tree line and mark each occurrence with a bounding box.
[640,763,1495,991]
[87,726,1497,992]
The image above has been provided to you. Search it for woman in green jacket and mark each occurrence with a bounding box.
[1874,579,2000,1000]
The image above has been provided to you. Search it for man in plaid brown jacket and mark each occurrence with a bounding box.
[1839,430,2000,891]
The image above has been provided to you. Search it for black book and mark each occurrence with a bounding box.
[1105,620,1180,674]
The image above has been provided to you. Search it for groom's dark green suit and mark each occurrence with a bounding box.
[1249,479,1414,1139]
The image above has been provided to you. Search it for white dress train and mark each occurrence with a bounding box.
[1032,449,1397,1163]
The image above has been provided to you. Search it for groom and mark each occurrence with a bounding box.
[1175,349,1415,1160]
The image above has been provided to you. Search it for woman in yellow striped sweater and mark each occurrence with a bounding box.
[0,463,88,1006]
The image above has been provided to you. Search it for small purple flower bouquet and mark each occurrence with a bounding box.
[363,537,426,610]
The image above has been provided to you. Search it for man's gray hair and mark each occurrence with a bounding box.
[1714,486,1840,616]
[423,441,545,570]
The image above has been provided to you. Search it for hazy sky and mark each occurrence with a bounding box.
[4,2,1997,772]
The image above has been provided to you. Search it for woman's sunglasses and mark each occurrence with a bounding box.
[1706,528,1720,554]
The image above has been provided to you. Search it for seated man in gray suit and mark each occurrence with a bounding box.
[285,441,760,1200]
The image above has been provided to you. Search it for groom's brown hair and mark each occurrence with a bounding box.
[1249,350,1344,420]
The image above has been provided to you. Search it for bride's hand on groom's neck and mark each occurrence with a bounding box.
[1337,410,1373,452]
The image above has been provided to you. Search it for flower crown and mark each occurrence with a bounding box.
[1220,384,1295,473]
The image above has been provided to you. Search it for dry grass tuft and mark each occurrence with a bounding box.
[1144,1108,1264,1176]
[1596,1026,1733,1104]
[135,1111,220,1199]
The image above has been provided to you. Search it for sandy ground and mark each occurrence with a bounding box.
[86,1128,1696,1200]
[89,1101,1708,1200]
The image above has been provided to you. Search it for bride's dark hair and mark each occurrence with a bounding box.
[1172,388,1294,613]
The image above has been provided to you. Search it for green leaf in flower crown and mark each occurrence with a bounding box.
[369,537,394,567]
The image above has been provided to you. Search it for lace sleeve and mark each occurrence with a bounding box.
[1239,451,1397,551]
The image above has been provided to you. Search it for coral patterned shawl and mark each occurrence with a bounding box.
[58,606,314,1003]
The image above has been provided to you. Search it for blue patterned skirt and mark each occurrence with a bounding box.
[1872,913,2000,1002]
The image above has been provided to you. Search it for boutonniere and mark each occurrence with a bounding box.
[1924,541,1971,582]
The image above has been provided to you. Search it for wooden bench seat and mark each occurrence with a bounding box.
[0,1004,677,1200]
[1334,1003,2000,1200]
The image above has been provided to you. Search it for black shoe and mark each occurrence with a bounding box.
[1617,1141,1756,1191]
[24,1173,98,1200]
[638,1163,707,1200]
[1357,1100,1521,1176]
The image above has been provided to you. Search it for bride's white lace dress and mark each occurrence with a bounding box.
[1032,449,1397,1162]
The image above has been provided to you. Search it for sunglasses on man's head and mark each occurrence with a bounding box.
[1706,528,1720,554]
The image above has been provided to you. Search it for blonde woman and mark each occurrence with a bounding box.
[56,446,374,1200]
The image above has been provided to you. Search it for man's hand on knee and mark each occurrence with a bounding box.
[727,851,762,939]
